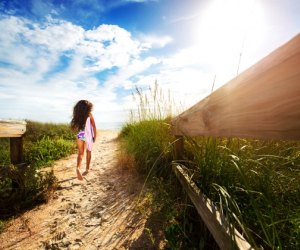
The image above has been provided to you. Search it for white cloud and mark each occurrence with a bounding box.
[85,24,129,42]
[3,1,286,127]
[0,16,28,43]
[1,0,299,128]
[27,20,85,52]
[139,34,173,48]
[0,92,15,100]
[0,15,165,126]
[104,56,161,89]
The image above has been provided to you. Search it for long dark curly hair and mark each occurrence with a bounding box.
[71,100,93,131]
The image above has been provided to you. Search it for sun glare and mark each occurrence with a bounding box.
[193,0,266,81]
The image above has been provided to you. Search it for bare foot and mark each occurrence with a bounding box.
[76,168,83,180]
[82,170,89,176]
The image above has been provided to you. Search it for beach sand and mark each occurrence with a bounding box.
[0,130,165,249]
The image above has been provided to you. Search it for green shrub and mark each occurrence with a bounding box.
[0,164,57,219]
[24,137,75,168]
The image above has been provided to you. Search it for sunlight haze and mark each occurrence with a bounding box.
[0,0,299,128]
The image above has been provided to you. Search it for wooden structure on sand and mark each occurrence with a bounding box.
[0,119,27,165]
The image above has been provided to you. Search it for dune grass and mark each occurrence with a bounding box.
[120,119,173,176]
[183,136,300,249]
[119,83,300,249]
[119,83,219,249]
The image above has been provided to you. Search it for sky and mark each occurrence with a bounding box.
[0,0,299,128]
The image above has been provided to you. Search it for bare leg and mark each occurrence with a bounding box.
[86,150,91,171]
[76,139,85,180]
[82,150,91,176]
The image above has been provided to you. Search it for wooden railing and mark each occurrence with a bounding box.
[0,120,27,165]
[171,33,300,250]
[172,34,300,140]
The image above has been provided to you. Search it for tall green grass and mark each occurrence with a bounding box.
[120,120,173,176]
[120,83,219,249]
[120,83,300,249]
[183,137,300,249]
[121,82,176,176]
[128,81,177,122]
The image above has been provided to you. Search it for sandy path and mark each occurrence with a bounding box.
[0,130,161,250]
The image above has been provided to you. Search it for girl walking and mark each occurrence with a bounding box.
[71,100,97,180]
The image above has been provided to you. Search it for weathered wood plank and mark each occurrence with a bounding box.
[0,120,27,137]
[173,165,253,250]
[172,34,300,140]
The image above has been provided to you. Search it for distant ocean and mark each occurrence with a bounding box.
[97,122,124,130]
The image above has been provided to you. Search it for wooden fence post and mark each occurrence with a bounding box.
[0,119,26,165]
[10,137,23,164]
[174,135,184,160]
[0,120,27,192]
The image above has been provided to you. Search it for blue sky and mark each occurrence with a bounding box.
[0,0,299,128]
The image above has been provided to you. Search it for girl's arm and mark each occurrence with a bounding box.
[89,113,97,141]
